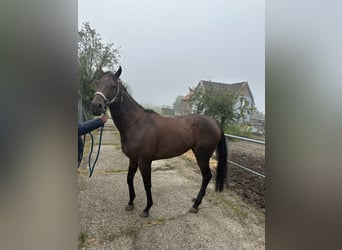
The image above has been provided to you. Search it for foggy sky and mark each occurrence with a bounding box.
[78,0,265,113]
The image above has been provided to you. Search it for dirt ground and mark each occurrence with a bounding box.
[183,139,265,211]
[228,141,265,211]
[78,120,265,249]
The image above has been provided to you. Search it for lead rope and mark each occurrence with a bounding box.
[78,110,106,177]
[88,106,107,177]
[87,123,104,177]
[78,123,104,177]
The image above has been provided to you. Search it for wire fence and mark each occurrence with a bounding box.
[225,134,265,178]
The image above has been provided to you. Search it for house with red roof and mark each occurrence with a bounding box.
[180,80,255,124]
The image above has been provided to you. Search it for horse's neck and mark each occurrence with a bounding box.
[109,91,145,134]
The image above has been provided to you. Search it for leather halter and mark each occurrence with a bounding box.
[94,80,121,108]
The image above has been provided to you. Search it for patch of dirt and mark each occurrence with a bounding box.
[228,141,265,211]
[183,140,265,211]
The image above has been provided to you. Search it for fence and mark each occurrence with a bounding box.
[225,134,265,178]
[78,99,84,122]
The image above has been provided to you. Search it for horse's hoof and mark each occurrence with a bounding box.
[189,207,198,214]
[125,204,134,211]
[139,211,149,218]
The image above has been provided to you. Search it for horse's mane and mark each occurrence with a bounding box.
[132,99,158,114]
[103,71,116,79]
[144,109,156,113]
[102,71,158,115]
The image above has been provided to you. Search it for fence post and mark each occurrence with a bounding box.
[226,136,230,186]
[78,99,83,122]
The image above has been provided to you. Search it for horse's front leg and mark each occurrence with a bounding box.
[138,160,153,218]
[125,158,138,211]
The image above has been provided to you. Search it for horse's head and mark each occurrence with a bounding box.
[91,66,122,115]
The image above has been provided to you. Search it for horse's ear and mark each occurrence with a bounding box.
[115,66,122,78]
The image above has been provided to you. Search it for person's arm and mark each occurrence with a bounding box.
[78,115,108,136]
[78,118,103,136]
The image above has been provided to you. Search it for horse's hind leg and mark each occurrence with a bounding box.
[138,160,153,218]
[190,154,212,213]
[125,158,138,211]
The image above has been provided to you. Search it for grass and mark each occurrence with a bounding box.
[225,124,253,139]
[207,189,265,225]
[208,190,248,222]
[144,217,168,227]
[104,169,128,173]
[78,231,88,249]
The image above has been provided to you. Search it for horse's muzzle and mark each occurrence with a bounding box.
[91,101,105,116]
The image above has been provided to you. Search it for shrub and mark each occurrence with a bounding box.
[225,123,253,138]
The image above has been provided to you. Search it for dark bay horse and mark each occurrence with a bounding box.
[91,66,227,218]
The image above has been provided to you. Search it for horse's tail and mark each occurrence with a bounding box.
[215,130,228,192]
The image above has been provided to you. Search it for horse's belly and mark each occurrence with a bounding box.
[153,144,189,160]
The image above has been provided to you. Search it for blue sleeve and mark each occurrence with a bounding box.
[78,118,104,136]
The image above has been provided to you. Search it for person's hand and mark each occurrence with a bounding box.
[100,114,108,123]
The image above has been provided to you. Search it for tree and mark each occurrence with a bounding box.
[235,97,257,125]
[78,22,120,116]
[190,86,236,129]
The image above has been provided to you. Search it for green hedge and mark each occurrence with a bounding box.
[225,124,253,138]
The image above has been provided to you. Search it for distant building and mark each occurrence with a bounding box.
[161,107,175,117]
[180,88,194,115]
[181,80,256,123]
[249,111,265,132]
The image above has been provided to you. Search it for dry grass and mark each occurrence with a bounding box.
[182,150,218,170]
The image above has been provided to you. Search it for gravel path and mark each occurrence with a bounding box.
[78,119,265,249]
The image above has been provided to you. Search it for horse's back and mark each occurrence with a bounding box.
[174,114,222,149]
[177,114,221,135]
